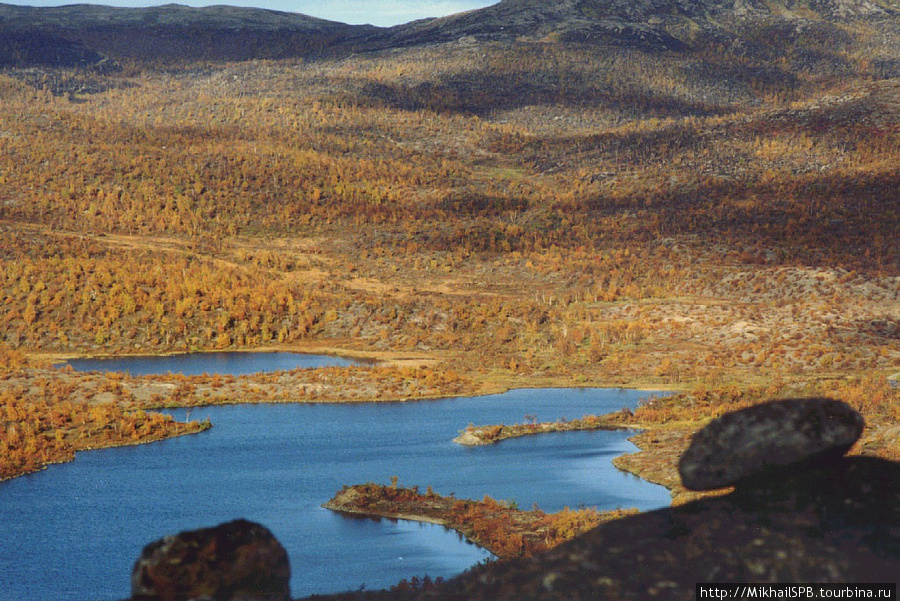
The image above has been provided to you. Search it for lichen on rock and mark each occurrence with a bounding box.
[131,519,291,601]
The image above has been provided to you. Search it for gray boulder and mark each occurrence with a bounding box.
[411,457,900,601]
[131,519,291,601]
[678,398,865,491]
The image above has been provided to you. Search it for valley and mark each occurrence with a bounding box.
[0,0,899,594]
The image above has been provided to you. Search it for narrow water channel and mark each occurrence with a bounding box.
[1,367,671,600]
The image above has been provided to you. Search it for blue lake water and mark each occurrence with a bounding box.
[0,387,671,601]
[58,351,361,376]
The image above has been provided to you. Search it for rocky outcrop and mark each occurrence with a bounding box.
[453,412,629,446]
[452,430,490,446]
[131,519,291,601]
[678,398,866,490]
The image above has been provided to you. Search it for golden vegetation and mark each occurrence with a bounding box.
[0,25,898,482]
[0,350,210,480]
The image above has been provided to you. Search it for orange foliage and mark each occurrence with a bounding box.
[0,35,897,402]
[0,377,209,480]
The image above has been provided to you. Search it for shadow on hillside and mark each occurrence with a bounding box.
[352,74,736,118]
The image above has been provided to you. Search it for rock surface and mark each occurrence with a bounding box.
[678,398,865,491]
[131,519,291,601]
[407,457,900,601]
[452,430,489,446]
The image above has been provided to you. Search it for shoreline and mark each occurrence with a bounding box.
[322,504,458,532]
[1,355,684,485]
[34,345,389,366]
[0,418,211,483]
[30,351,883,503]
[30,345,682,397]
[322,500,490,556]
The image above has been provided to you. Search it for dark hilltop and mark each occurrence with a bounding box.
[1,0,898,67]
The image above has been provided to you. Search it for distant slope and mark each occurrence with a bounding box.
[0,0,898,67]
[0,3,378,67]
[375,0,898,50]
[0,3,354,30]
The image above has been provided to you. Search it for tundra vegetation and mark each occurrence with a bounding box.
[0,3,898,545]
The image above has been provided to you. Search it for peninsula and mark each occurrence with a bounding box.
[324,482,638,559]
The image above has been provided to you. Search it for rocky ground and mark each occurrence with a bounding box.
[451,409,631,446]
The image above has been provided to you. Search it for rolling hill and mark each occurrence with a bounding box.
[0,3,376,66]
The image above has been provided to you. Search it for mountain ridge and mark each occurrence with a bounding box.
[1,0,897,67]
[0,3,362,31]
[0,2,379,67]
[376,0,897,49]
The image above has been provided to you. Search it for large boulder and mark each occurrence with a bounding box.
[131,519,291,601]
[413,457,900,601]
[678,398,865,491]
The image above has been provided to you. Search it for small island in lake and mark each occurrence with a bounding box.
[324,481,638,559]
[453,407,636,446]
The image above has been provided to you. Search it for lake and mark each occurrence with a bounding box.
[0,382,671,600]
[58,350,362,376]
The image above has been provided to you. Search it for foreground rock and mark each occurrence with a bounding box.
[412,457,900,601]
[131,519,290,601]
[678,398,865,491]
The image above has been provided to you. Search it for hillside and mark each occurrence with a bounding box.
[378,0,897,48]
[0,3,377,66]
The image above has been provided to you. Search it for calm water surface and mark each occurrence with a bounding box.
[0,385,671,601]
[59,351,360,376]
